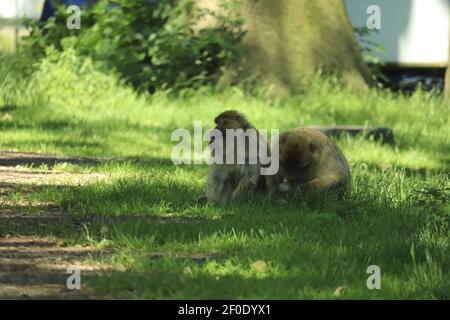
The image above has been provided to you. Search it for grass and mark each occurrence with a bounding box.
[0,50,449,299]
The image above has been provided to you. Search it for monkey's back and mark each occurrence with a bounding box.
[281,127,351,193]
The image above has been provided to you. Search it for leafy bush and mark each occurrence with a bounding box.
[353,27,387,84]
[23,0,245,92]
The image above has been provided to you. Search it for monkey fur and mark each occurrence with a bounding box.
[266,128,351,197]
[206,110,267,203]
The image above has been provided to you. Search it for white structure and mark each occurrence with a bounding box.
[0,0,45,52]
[346,0,450,67]
[0,0,45,20]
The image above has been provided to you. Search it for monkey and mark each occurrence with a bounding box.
[266,127,351,198]
[205,110,269,204]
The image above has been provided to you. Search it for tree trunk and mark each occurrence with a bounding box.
[445,17,450,101]
[198,0,372,94]
[446,66,450,101]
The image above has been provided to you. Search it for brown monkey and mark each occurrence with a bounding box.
[205,110,268,203]
[266,128,351,197]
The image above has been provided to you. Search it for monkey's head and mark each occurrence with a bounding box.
[210,110,251,144]
[279,132,320,172]
[214,110,250,131]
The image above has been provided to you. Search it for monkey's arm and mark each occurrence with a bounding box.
[265,166,294,198]
[231,166,260,200]
[265,174,281,193]
[206,167,231,203]
[301,175,344,193]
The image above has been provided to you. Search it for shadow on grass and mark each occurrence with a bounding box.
[0,120,75,131]
[366,163,450,178]
[0,105,18,113]
[0,150,117,167]
[86,269,355,299]
[0,153,448,299]
[0,150,176,169]
[0,235,109,299]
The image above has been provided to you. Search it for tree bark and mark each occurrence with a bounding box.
[446,67,450,101]
[198,0,373,94]
[445,16,450,101]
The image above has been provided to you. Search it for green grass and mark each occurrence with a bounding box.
[0,50,449,299]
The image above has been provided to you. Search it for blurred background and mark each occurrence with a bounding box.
[1,0,449,91]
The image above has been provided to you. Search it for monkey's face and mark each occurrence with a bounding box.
[210,110,249,144]
[214,111,249,131]
[214,116,240,132]
[279,134,318,172]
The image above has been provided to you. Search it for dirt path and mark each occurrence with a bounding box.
[0,236,108,299]
[0,151,112,299]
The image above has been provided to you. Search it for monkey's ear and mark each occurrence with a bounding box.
[235,115,244,124]
[236,115,250,129]
[309,141,317,153]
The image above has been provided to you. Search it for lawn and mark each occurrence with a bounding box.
[0,51,449,299]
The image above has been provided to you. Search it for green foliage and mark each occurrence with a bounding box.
[22,0,245,92]
[353,27,388,84]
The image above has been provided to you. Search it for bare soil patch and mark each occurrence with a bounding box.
[0,151,112,299]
